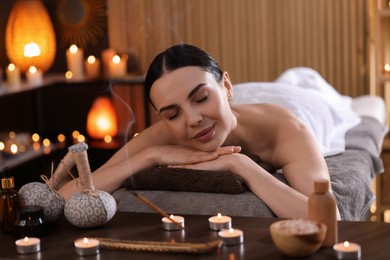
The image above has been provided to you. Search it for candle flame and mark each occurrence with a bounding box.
[43,138,51,147]
[217,213,222,219]
[24,237,29,244]
[70,44,78,54]
[58,134,65,142]
[87,55,96,64]
[65,71,73,79]
[0,142,4,151]
[229,228,234,233]
[10,143,18,154]
[344,241,350,247]
[8,63,16,71]
[104,135,112,143]
[83,237,89,244]
[77,135,86,143]
[170,214,174,218]
[32,133,40,142]
[112,55,121,64]
[29,66,37,74]
[24,42,41,58]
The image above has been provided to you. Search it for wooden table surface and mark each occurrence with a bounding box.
[0,212,389,259]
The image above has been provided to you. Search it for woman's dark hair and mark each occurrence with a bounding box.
[144,44,223,104]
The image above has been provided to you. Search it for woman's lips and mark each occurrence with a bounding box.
[193,125,215,142]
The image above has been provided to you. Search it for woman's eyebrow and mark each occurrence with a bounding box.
[188,83,207,99]
[159,83,207,113]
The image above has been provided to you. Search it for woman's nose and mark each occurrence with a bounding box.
[186,109,203,126]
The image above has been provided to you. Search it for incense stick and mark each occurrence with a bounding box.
[130,191,184,230]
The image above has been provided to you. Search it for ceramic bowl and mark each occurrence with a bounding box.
[270,219,327,257]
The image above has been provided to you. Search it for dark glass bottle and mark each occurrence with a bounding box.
[14,205,47,238]
[0,175,21,233]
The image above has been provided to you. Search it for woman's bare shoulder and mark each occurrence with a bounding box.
[232,103,295,121]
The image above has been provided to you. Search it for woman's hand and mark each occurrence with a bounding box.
[149,145,241,167]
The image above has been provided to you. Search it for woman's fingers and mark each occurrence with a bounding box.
[216,146,241,155]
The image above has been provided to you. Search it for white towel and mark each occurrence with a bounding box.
[232,67,361,156]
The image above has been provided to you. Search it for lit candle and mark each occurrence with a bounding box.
[66,44,84,80]
[57,134,66,148]
[385,64,390,77]
[32,133,41,151]
[84,55,100,79]
[162,215,185,231]
[26,66,43,85]
[218,228,244,246]
[101,48,116,77]
[108,55,127,78]
[74,237,100,256]
[15,237,41,254]
[333,241,361,259]
[6,63,21,88]
[209,213,232,231]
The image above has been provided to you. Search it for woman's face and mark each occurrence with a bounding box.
[149,66,235,152]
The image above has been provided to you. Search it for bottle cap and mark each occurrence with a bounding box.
[314,179,329,193]
[1,176,15,189]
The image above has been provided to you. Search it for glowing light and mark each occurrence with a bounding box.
[65,71,73,79]
[9,131,16,139]
[103,135,112,143]
[77,134,85,142]
[5,0,56,72]
[32,133,40,142]
[72,131,80,139]
[8,63,16,71]
[10,144,18,154]
[28,66,37,74]
[112,55,121,64]
[57,134,65,142]
[70,44,78,54]
[87,55,96,64]
[24,42,41,57]
[0,142,4,151]
[86,96,118,139]
[42,138,50,147]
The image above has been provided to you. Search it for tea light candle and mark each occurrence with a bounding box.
[333,241,361,259]
[74,237,100,256]
[66,44,84,80]
[26,66,43,85]
[218,228,244,246]
[162,215,185,231]
[84,55,100,79]
[15,237,41,254]
[209,213,232,231]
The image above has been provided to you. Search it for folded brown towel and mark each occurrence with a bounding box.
[123,154,275,194]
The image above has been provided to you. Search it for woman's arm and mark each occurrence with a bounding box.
[58,121,240,200]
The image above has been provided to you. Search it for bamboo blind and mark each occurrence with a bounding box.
[107,0,369,97]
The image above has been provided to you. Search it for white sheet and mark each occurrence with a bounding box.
[232,67,362,157]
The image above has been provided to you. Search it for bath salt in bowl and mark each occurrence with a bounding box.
[270,219,327,257]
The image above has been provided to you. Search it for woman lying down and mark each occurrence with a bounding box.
[60,44,349,219]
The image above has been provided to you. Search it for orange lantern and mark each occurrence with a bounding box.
[86,96,118,140]
[5,0,56,72]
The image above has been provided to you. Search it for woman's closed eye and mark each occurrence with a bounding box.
[192,91,209,103]
[161,109,180,121]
